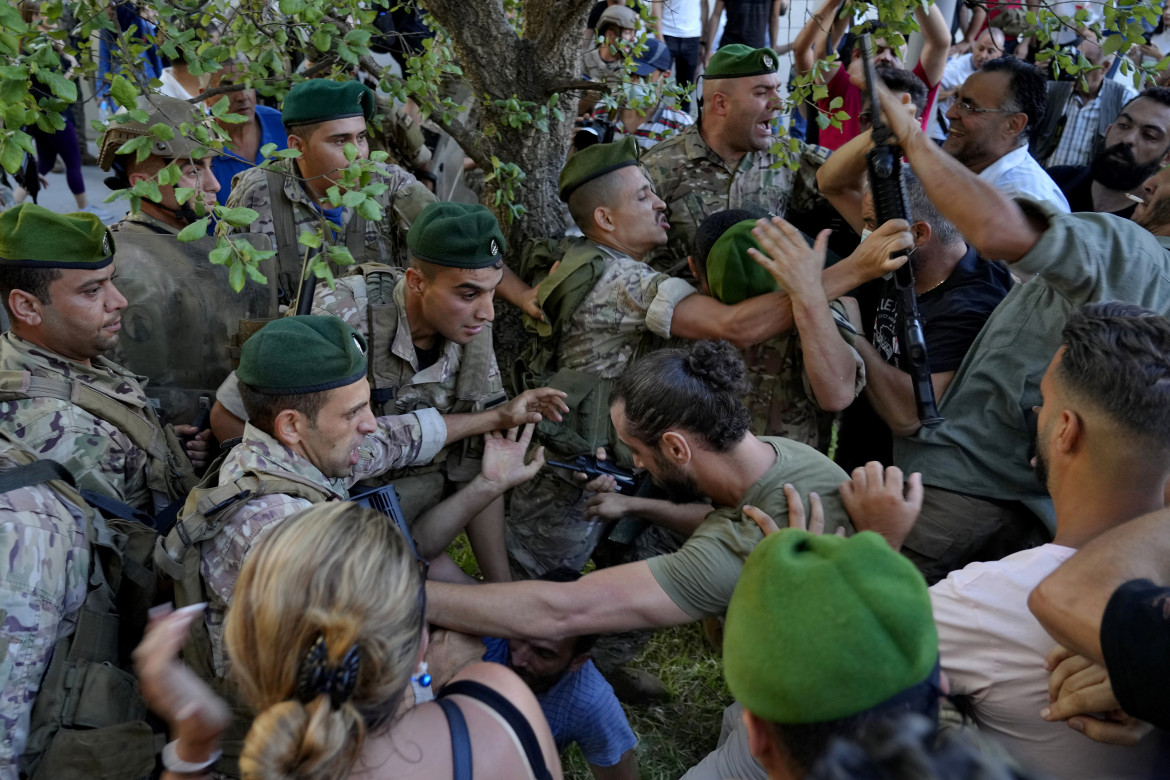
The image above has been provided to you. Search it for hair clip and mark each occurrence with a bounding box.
[295,635,362,710]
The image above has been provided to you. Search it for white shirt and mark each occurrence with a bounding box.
[660,0,703,38]
[978,145,1071,211]
[932,544,1170,780]
[157,68,198,101]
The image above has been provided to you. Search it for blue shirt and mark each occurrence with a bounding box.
[211,105,287,205]
[482,637,636,767]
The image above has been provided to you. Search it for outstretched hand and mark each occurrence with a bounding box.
[748,218,830,300]
[497,387,569,428]
[840,462,922,550]
[481,423,545,492]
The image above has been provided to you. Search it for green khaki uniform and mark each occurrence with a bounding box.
[639,125,827,274]
[0,333,194,514]
[508,238,695,578]
[225,158,435,305]
[0,434,161,780]
[108,214,276,426]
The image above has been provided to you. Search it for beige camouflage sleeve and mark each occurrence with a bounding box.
[310,276,369,337]
[224,169,273,235]
[351,409,447,483]
[0,493,88,768]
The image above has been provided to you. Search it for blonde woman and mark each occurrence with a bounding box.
[134,502,562,780]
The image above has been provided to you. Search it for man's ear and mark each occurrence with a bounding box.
[1055,409,1083,456]
[911,220,932,248]
[7,289,44,328]
[660,429,693,466]
[1005,111,1029,138]
[710,90,730,116]
[273,408,306,447]
[593,204,616,235]
[742,709,782,768]
[687,256,711,294]
[287,133,305,153]
[404,265,428,297]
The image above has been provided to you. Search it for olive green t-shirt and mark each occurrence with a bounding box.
[646,436,851,619]
[895,201,1170,531]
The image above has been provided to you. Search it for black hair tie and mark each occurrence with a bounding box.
[295,635,362,710]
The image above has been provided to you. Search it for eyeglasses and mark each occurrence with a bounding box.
[953,98,1012,116]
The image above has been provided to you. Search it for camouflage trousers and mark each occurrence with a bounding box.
[505,467,685,671]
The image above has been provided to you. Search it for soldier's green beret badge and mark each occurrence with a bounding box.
[0,203,115,270]
[705,44,781,80]
[408,202,507,269]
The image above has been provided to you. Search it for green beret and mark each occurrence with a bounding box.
[705,44,779,80]
[238,316,368,395]
[723,529,938,724]
[283,79,376,127]
[706,220,779,304]
[0,204,115,270]
[408,202,506,269]
[559,136,640,202]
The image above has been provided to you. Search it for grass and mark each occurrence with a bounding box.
[445,534,732,779]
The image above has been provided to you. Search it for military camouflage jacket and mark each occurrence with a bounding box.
[0,334,165,513]
[110,209,180,236]
[201,417,443,673]
[583,47,625,84]
[0,450,88,778]
[741,301,865,452]
[639,124,828,274]
[311,271,504,415]
[225,157,435,301]
[559,241,696,379]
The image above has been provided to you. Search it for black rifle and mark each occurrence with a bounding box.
[348,483,423,562]
[547,455,640,495]
[860,34,943,427]
[295,270,317,315]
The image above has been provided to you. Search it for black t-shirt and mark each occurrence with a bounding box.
[719,0,773,49]
[1101,578,1170,731]
[836,246,1013,470]
[1047,165,1138,219]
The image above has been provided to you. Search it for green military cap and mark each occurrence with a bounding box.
[705,44,780,80]
[282,79,376,128]
[723,529,938,724]
[238,316,368,394]
[558,136,640,203]
[408,202,506,269]
[0,204,115,270]
[706,220,779,304]
[98,94,212,171]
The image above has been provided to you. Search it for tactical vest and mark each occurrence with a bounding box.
[512,238,661,466]
[0,445,161,780]
[0,369,197,506]
[352,263,505,417]
[154,459,335,778]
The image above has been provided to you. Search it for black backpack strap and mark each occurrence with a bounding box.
[435,697,473,780]
[78,488,179,534]
[0,459,76,493]
[439,680,553,780]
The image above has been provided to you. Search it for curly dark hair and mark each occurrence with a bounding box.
[1125,85,1170,111]
[610,339,751,452]
[980,56,1048,141]
[1057,302,1170,454]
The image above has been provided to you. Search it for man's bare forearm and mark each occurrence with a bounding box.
[790,294,860,411]
[856,339,954,436]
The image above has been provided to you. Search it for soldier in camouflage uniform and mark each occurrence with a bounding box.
[640,45,828,275]
[209,202,568,582]
[161,315,544,676]
[509,137,854,585]
[97,94,273,426]
[688,211,864,453]
[0,204,197,516]
[0,436,89,780]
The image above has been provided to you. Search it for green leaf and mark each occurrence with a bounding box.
[312,28,332,53]
[278,0,307,13]
[209,241,232,266]
[356,198,381,221]
[343,142,358,164]
[150,123,176,141]
[0,65,29,80]
[177,218,211,242]
[326,245,356,265]
[219,207,259,228]
[110,74,138,109]
[828,96,843,110]
[229,260,246,292]
[272,148,302,159]
[297,230,322,248]
[131,179,163,203]
[369,150,389,163]
[156,164,181,186]
[174,187,196,205]
[340,190,364,208]
[39,70,77,103]
[0,136,25,175]
[816,112,831,130]
[260,142,277,158]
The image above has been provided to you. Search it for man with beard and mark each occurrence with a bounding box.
[0,204,199,515]
[427,340,852,691]
[481,569,639,780]
[942,56,1069,209]
[1047,88,1170,217]
[854,77,1170,585]
[853,303,1170,778]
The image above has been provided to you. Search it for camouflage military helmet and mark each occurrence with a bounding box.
[98,94,210,171]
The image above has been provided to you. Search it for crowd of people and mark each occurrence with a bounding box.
[4,1,1170,780]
